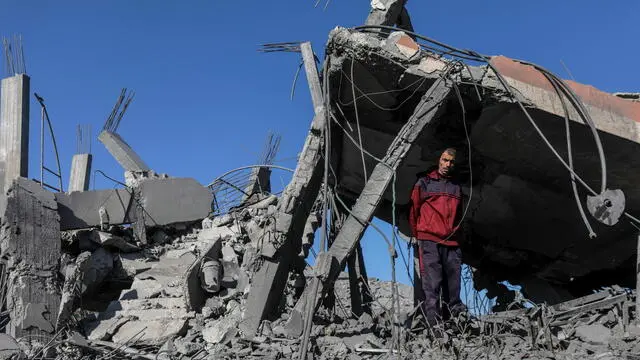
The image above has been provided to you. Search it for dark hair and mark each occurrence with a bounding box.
[442,147,457,157]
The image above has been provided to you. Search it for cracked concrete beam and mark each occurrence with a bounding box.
[240,110,326,337]
[98,130,151,172]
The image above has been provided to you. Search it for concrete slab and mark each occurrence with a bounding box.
[99,308,194,322]
[85,316,133,341]
[105,298,186,312]
[56,188,134,230]
[111,318,188,346]
[98,130,151,172]
[136,177,212,226]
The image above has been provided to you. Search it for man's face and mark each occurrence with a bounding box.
[438,151,455,177]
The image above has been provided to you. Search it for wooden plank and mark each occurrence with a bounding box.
[293,78,453,333]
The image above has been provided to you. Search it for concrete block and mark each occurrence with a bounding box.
[91,231,140,252]
[105,298,186,313]
[115,252,153,278]
[576,324,612,345]
[56,188,134,230]
[57,177,212,230]
[85,316,132,341]
[137,177,213,226]
[197,226,236,242]
[111,319,188,346]
[202,317,239,344]
[99,308,194,322]
[2,178,61,339]
[0,334,23,359]
[136,254,197,289]
[119,279,162,300]
[98,130,150,172]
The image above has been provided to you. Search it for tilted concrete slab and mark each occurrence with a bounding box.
[98,130,151,172]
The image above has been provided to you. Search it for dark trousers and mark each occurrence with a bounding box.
[417,240,464,326]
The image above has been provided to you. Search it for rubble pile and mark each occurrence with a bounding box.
[3,187,637,359]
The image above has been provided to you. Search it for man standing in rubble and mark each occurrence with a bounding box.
[408,147,467,331]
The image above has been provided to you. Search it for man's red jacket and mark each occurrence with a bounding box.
[408,169,463,246]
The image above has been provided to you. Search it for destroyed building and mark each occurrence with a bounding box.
[1,2,640,359]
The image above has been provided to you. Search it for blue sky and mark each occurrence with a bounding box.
[1,1,639,297]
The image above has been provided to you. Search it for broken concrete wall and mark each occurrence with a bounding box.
[1,178,61,338]
[56,177,213,230]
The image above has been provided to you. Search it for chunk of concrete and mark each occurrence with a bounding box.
[111,318,188,346]
[575,324,612,345]
[0,333,23,359]
[91,231,140,252]
[211,214,233,227]
[202,317,239,344]
[106,298,186,312]
[114,252,153,278]
[136,177,213,226]
[85,316,133,341]
[99,308,194,322]
[136,254,196,289]
[81,248,114,295]
[197,226,236,242]
[19,303,54,333]
[56,188,133,230]
[119,279,163,300]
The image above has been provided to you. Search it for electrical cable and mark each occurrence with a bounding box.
[544,72,596,238]
[351,57,368,183]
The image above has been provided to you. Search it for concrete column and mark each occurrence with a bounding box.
[0,74,30,194]
[68,153,92,192]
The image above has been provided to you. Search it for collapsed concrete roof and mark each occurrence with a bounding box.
[325,26,640,302]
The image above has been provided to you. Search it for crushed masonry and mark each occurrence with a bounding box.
[1,2,640,360]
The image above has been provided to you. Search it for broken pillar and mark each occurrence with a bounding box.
[1,178,61,338]
[241,42,326,337]
[0,74,30,195]
[98,130,150,172]
[68,154,92,192]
